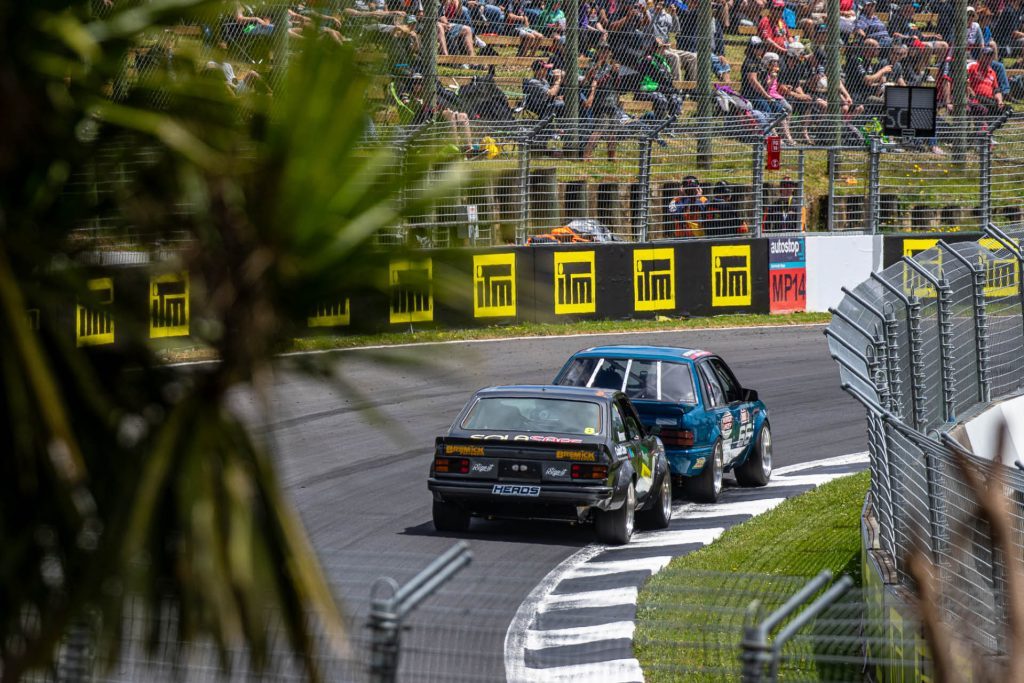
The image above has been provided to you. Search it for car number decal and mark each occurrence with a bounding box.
[492,484,541,497]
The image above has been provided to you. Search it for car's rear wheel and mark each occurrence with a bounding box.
[432,500,471,533]
[735,423,772,487]
[684,439,723,503]
[637,470,672,530]
[596,481,635,545]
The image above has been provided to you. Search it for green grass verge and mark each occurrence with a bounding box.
[157,311,830,363]
[634,470,870,681]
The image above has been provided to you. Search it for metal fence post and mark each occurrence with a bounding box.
[368,588,402,683]
[867,139,880,233]
[984,223,1024,371]
[827,149,837,232]
[871,272,925,430]
[979,132,992,229]
[636,117,674,243]
[752,141,765,237]
[367,542,472,683]
[937,242,991,403]
[901,256,956,423]
[517,118,551,244]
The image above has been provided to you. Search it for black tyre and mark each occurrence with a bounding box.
[637,470,673,530]
[432,500,471,533]
[735,423,772,487]
[595,480,636,545]
[684,439,723,503]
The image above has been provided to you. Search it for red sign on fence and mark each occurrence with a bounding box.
[765,136,781,171]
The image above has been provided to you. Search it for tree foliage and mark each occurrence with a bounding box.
[0,1,465,679]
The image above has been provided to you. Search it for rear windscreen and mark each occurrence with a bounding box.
[556,357,697,405]
[461,397,602,435]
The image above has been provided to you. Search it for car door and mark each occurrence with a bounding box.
[696,359,736,455]
[708,357,752,462]
[610,399,649,496]
[618,397,654,497]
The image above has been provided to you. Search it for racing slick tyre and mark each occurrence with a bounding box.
[595,480,636,545]
[432,500,471,533]
[684,439,723,503]
[637,470,672,530]
[735,423,772,488]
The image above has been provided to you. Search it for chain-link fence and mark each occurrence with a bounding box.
[826,223,1024,671]
[74,0,1024,249]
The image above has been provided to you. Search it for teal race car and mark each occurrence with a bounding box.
[553,345,771,503]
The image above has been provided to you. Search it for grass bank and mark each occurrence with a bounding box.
[160,311,830,363]
[634,470,870,681]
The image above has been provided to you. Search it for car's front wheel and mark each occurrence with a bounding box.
[684,439,723,503]
[735,423,772,487]
[432,500,471,533]
[637,470,672,530]
[596,480,636,545]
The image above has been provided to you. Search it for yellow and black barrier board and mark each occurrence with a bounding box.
[149,272,189,338]
[882,233,980,268]
[76,277,116,347]
[678,239,769,316]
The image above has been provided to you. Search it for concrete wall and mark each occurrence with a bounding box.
[805,235,883,312]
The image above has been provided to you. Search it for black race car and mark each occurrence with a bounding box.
[427,385,672,544]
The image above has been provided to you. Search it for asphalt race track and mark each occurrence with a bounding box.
[247,323,866,680]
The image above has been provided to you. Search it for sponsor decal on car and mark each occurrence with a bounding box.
[720,412,734,433]
[471,462,495,473]
[740,408,749,424]
[446,444,485,457]
[614,444,628,457]
[655,416,677,426]
[555,450,597,461]
[544,467,568,478]
[694,457,706,469]
[469,434,584,443]
[492,484,541,497]
[682,349,711,359]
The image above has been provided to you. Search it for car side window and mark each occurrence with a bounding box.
[711,358,743,404]
[698,361,726,407]
[611,403,629,443]
[616,400,640,440]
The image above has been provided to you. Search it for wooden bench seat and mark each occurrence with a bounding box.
[738,24,803,37]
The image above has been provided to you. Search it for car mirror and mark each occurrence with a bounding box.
[742,388,759,402]
[648,424,662,436]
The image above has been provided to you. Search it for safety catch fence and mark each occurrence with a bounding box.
[826,222,1024,672]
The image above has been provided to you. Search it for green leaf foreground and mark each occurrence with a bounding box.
[1,1,469,679]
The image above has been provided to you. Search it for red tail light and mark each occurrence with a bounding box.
[434,457,470,474]
[571,464,609,480]
[660,428,695,448]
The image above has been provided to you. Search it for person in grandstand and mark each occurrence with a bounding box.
[765,176,801,233]
[993,0,1024,61]
[439,0,480,63]
[497,0,546,55]
[843,38,891,108]
[707,181,747,236]
[852,0,893,48]
[758,0,792,54]
[581,45,625,160]
[778,42,823,145]
[523,59,567,118]
[890,12,949,66]
[580,0,610,52]
[746,51,796,144]
[648,0,696,81]
[464,0,507,33]
[666,175,711,238]
[608,0,653,71]
[537,0,568,42]
[393,73,478,153]
[968,46,1007,114]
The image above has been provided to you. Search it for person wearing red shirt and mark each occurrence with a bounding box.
[758,0,791,53]
[967,47,1005,113]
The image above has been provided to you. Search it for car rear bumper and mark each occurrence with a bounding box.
[665,445,715,477]
[428,477,618,516]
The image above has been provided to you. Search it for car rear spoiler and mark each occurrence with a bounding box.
[436,436,608,462]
